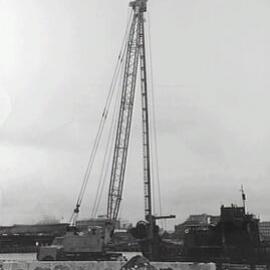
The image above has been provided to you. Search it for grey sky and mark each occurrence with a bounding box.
[0,0,270,228]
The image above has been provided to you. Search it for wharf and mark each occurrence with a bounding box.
[1,261,216,270]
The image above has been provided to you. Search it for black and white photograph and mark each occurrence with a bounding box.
[0,0,270,269]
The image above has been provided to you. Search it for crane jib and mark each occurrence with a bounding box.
[107,0,151,222]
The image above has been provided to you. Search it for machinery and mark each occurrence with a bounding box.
[37,224,119,261]
[38,0,175,261]
[36,0,270,264]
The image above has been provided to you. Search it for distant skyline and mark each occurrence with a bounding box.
[0,0,270,229]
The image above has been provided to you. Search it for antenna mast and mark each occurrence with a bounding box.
[240,185,246,211]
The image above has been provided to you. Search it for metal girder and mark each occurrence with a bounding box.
[107,4,142,221]
[138,12,152,220]
[107,0,150,222]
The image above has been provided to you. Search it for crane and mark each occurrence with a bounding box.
[106,0,175,260]
[38,0,175,261]
[107,0,150,223]
[68,0,151,228]
[73,0,176,260]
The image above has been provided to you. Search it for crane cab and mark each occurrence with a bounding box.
[37,223,115,261]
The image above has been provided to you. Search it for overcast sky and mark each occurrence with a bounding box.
[0,0,270,229]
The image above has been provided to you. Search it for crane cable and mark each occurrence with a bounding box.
[91,54,125,218]
[70,10,133,224]
[91,11,165,223]
[90,11,133,218]
[91,72,123,218]
[147,12,164,227]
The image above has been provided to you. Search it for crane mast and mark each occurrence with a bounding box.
[107,0,150,221]
[138,6,152,220]
[107,0,176,260]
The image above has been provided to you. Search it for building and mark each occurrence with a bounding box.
[0,217,121,252]
[174,214,219,240]
[259,222,270,241]
[76,217,120,231]
[0,223,69,252]
[182,205,261,261]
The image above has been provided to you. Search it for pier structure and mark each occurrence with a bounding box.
[1,260,216,270]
